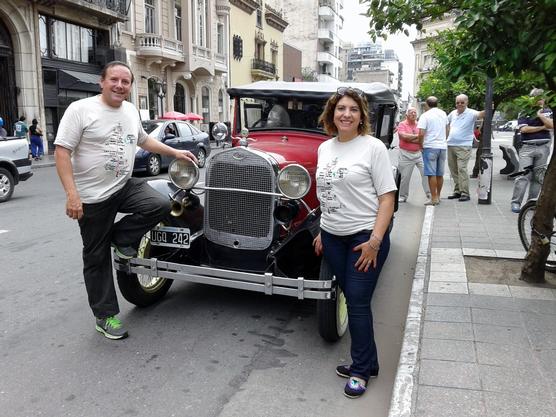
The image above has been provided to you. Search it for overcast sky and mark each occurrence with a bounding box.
[338,0,416,98]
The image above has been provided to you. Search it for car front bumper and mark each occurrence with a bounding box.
[114,255,335,300]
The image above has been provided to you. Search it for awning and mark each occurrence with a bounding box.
[59,69,100,92]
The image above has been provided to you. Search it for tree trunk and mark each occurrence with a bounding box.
[520,104,556,283]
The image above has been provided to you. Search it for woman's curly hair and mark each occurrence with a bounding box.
[318,88,371,137]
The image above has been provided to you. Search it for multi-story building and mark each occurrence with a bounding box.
[282,0,344,82]
[411,14,456,108]
[1,0,128,152]
[344,42,403,97]
[228,0,288,86]
[0,0,232,153]
[121,0,230,132]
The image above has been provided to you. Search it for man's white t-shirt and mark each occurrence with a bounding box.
[417,107,449,149]
[54,95,148,203]
[447,108,480,147]
[316,135,397,236]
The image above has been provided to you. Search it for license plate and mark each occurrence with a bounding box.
[149,226,190,248]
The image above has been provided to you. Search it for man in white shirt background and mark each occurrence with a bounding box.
[446,94,485,202]
[417,97,449,205]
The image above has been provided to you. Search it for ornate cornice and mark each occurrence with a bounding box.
[230,0,261,14]
[264,4,288,32]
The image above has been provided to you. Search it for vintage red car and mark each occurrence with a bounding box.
[114,81,399,341]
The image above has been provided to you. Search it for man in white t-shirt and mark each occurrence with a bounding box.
[54,61,197,340]
[446,94,485,202]
[417,96,449,205]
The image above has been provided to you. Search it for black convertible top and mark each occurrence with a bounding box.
[227,81,397,104]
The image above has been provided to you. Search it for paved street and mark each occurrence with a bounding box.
[1,148,424,417]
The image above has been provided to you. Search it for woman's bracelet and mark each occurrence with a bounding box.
[370,234,382,244]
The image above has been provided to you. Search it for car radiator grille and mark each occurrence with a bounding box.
[204,149,276,250]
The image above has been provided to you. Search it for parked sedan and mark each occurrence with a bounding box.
[134,119,211,176]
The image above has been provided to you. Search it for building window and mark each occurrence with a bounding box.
[124,1,133,32]
[175,0,182,41]
[233,35,243,60]
[174,83,185,113]
[201,86,210,123]
[218,89,224,121]
[41,15,96,64]
[256,8,262,28]
[145,0,156,33]
[217,23,224,55]
[197,0,208,47]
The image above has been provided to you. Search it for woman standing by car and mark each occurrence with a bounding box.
[313,87,397,399]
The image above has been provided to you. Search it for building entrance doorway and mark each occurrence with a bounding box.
[0,18,17,134]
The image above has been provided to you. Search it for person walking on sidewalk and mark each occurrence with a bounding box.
[313,87,397,399]
[54,61,197,340]
[511,88,553,213]
[397,106,431,203]
[0,117,7,138]
[417,96,449,205]
[29,119,44,160]
[446,94,485,201]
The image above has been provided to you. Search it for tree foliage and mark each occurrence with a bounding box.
[363,0,556,283]
[416,33,545,111]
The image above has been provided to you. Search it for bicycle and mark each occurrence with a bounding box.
[510,164,556,272]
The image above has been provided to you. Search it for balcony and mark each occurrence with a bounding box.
[31,0,127,24]
[265,4,288,32]
[215,53,228,73]
[318,29,335,43]
[251,58,276,80]
[317,51,342,68]
[135,34,184,64]
[230,0,261,14]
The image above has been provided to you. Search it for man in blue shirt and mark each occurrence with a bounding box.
[511,88,553,213]
[446,94,485,201]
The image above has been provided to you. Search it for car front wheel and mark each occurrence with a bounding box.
[317,258,348,342]
[0,168,15,203]
[146,154,161,176]
[116,231,173,307]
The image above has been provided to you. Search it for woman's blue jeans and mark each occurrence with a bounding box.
[321,228,391,381]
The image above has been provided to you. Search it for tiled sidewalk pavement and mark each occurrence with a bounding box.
[415,184,556,415]
[388,137,556,417]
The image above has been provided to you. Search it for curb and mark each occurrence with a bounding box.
[32,162,55,169]
[388,205,435,417]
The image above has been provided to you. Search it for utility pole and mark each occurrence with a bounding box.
[478,77,494,204]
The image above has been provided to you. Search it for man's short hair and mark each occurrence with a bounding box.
[406,106,417,114]
[529,88,544,97]
[456,94,468,103]
[426,97,438,108]
[101,61,134,84]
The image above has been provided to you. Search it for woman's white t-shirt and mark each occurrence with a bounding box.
[316,135,397,236]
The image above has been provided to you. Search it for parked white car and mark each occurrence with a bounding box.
[0,136,33,202]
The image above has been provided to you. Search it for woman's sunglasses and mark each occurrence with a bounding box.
[336,87,364,97]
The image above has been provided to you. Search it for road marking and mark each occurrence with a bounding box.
[0,230,8,234]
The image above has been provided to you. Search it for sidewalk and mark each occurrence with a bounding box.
[390,138,556,417]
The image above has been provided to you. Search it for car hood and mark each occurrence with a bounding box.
[245,130,328,169]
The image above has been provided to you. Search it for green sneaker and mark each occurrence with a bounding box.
[95,316,129,340]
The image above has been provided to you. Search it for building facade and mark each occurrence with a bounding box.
[345,42,403,97]
[0,0,233,153]
[228,0,288,87]
[411,14,455,108]
[121,0,230,132]
[282,0,343,82]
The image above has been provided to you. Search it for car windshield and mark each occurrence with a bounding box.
[240,98,326,131]
[142,121,163,136]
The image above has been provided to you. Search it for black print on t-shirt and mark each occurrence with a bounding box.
[317,157,347,214]
[103,123,136,178]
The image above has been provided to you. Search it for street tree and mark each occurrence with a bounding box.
[418,33,545,111]
[362,0,556,283]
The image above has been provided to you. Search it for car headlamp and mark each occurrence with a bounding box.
[168,159,199,190]
[277,164,311,199]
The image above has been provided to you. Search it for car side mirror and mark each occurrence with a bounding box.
[164,134,176,140]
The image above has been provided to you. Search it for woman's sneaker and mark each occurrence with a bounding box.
[95,316,129,340]
[344,376,367,398]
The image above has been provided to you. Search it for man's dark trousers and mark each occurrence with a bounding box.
[78,177,170,318]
